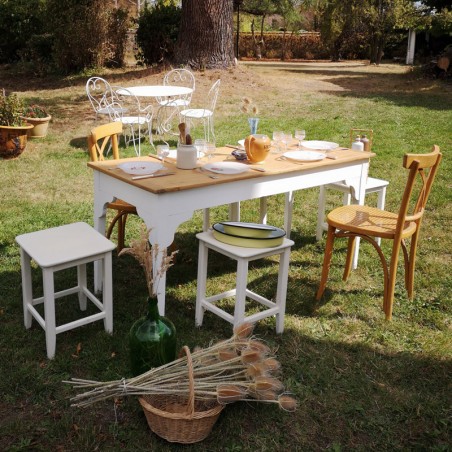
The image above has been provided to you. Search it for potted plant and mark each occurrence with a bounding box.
[21,104,51,138]
[0,89,33,159]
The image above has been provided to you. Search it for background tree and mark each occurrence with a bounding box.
[174,0,235,69]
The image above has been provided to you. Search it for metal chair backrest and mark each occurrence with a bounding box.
[86,77,115,117]
[164,68,195,104]
[87,122,122,162]
[207,79,221,113]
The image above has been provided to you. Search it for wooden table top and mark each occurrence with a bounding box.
[87,146,373,195]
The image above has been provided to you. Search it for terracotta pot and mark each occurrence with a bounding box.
[0,124,34,159]
[21,115,51,138]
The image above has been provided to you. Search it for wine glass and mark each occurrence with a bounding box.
[272,131,283,153]
[194,139,207,159]
[295,129,306,147]
[156,144,170,163]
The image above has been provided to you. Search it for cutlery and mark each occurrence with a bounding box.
[326,155,339,160]
[225,144,245,151]
[131,172,176,180]
[248,166,266,172]
[197,167,220,179]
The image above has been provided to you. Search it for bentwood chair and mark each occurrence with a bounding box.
[87,122,138,251]
[316,145,442,320]
[180,79,220,142]
[316,129,389,268]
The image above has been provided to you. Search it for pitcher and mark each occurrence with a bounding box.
[245,134,271,164]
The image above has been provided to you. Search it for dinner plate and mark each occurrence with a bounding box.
[202,162,249,174]
[220,221,277,238]
[283,151,326,162]
[118,161,163,175]
[212,223,286,248]
[167,149,204,159]
[300,140,339,151]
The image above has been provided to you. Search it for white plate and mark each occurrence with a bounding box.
[202,162,250,174]
[167,149,204,159]
[283,151,326,162]
[300,140,339,151]
[118,161,163,175]
[238,139,245,148]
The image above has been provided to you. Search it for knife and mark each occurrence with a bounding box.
[131,172,176,180]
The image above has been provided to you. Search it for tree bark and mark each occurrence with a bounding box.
[174,0,235,69]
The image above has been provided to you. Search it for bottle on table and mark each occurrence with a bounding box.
[361,134,370,152]
[351,135,364,151]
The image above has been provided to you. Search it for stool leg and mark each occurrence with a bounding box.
[229,202,240,222]
[19,248,33,329]
[316,186,327,241]
[275,248,291,334]
[77,264,88,311]
[103,252,113,333]
[42,268,57,359]
[233,259,249,326]
[196,242,209,326]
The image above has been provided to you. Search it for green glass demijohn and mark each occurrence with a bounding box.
[129,296,177,377]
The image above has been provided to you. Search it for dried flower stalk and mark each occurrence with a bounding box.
[65,322,297,412]
[118,225,177,297]
[240,97,259,116]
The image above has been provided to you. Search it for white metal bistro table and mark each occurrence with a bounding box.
[116,85,194,145]
[88,148,372,315]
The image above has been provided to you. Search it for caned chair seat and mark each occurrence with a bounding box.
[327,204,417,239]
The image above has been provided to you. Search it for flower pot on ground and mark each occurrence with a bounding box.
[0,90,33,159]
[21,104,51,138]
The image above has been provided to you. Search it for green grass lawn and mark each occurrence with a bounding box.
[0,61,451,451]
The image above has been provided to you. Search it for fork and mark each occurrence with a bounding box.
[197,167,220,179]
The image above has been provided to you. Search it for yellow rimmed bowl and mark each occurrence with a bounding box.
[212,223,285,248]
[220,221,278,238]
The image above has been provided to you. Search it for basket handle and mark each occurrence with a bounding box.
[181,345,195,416]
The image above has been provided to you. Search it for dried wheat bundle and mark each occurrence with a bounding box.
[65,323,297,412]
[240,97,259,116]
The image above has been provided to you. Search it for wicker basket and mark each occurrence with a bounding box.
[139,346,224,444]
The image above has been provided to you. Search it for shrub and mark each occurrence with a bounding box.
[136,1,182,65]
[46,0,130,73]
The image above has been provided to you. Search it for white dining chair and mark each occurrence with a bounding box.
[180,79,220,143]
[159,68,195,109]
[85,77,126,120]
[109,87,154,156]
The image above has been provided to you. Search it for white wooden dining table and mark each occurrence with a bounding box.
[88,147,372,315]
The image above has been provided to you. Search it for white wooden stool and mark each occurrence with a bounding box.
[195,230,294,333]
[15,222,116,359]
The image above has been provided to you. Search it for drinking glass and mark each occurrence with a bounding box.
[205,142,216,161]
[156,144,170,163]
[281,133,292,152]
[194,139,207,158]
[272,131,283,153]
[295,129,306,147]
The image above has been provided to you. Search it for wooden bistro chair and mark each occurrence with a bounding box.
[316,145,442,320]
[87,122,138,252]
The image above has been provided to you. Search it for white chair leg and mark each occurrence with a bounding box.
[275,248,291,334]
[195,242,209,326]
[233,259,248,327]
[77,264,88,311]
[203,208,210,232]
[102,252,113,333]
[42,268,56,360]
[20,249,33,329]
[229,202,240,222]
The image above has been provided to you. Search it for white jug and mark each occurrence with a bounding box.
[177,144,197,169]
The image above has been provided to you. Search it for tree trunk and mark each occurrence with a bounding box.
[174,0,235,69]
